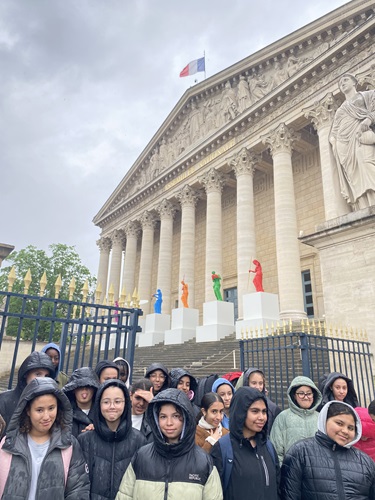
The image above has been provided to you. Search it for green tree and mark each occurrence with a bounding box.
[0,244,96,341]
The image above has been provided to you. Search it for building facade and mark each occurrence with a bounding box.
[93,0,375,341]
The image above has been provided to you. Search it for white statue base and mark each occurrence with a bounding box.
[236,292,280,339]
[196,301,235,342]
[164,308,199,345]
[138,313,170,347]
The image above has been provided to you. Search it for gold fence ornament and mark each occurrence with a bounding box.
[7,266,16,292]
[39,271,47,297]
[119,287,126,307]
[94,282,102,304]
[81,280,89,303]
[23,269,32,294]
[68,277,76,301]
[54,275,62,299]
[107,284,114,306]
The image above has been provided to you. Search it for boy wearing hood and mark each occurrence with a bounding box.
[116,388,223,499]
[41,342,69,387]
[95,360,120,384]
[113,357,131,387]
[211,387,280,500]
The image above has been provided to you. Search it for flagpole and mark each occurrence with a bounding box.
[204,50,206,80]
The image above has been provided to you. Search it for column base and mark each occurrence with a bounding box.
[164,308,199,345]
[279,309,307,321]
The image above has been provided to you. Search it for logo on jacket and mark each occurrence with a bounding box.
[189,473,201,481]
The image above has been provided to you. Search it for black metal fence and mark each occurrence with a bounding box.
[240,331,375,409]
[0,290,143,389]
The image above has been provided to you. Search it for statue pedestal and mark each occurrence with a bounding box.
[236,293,280,339]
[196,301,235,342]
[164,308,199,345]
[138,313,170,347]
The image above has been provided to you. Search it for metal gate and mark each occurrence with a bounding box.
[240,331,375,409]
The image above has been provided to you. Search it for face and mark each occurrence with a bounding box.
[99,367,119,384]
[158,403,184,444]
[243,399,267,438]
[294,385,314,409]
[26,368,50,385]
[248,372,264,392]
[45,348,60,368]
[326,412,356,446]
[202,401,224,428]
[331,378,348,402]
[149,370,166,392]
[339,75,356,93]
[177,376,190,394]
[130,390,149,415]
[117,365,129,384]
[216,384,233,409]
[74,386,95,409]
[27,394,58,438]
[100,386,125,428]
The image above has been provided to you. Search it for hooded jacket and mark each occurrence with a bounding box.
[41,342,69,387]
[145,362,170,394]
[270,376,322,464]
[281,401,375,500]
[318,371,359,410]
[0,377,90,500]
[63,366,100,437]
[94,360,120,381]
[116,388,223,500]
[0,351,55,428]
[354,406,375,461]
[212,378,236,430]
[113,357,131,388]
[211,387,280,500]
[78,379,146,500]
[242,368,281,433]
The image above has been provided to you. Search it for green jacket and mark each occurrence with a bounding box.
[270,375,322,464]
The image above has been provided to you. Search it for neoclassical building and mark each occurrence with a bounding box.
[93,0,375,342]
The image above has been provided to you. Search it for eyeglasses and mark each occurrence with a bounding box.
[101,399,125,407]
[295,391,313,399]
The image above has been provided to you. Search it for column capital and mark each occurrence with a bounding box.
[230,147,260,178]
[140,210,156,230]
[111,229,125,247]
[156,199,176,221]
[124,220,140,239]
[176,185,198,208]
[198,167,224,194]
[303,92,339,131]
[96,237,112,253]
[261,123,300,156]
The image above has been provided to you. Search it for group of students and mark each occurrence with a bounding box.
[0,346,374,500]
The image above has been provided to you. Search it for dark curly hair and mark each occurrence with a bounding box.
[19,394,64,434]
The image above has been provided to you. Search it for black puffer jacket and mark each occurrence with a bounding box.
[63,366,100,437]
[281,401,375,500]
[0,377,90,500]
[317,371,359,411]
[78,379,146,500]
[116,388,223,499]
[0,351,55,428]
[211,387,280,500]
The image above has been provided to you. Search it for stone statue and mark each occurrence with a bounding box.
[330,73,375,209]
[221,81,239,123]
[270,61,288,89]
[152,288,163,314]
[181,280,189,308]
[158,138,168,170]
[237,75,251,113]
[149,148,160,179]
[188,102,202,144]
[211,271,223,301]
[248,73,269,104]
[249,259,264,292]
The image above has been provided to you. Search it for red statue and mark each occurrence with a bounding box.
[249,259,264,292]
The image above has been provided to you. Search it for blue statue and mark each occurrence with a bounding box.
[153,288,163,314]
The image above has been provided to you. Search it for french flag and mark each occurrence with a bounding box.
[179,56,205,77]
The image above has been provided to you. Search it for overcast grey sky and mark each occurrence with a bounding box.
[0,0,349,275]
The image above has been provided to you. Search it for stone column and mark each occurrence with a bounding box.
[177,185,198,308]
[138,211,156,315]
[122,221,140,296]
[231,147,259,319]
[303,93,348,220]
[199,168,224,302]
[108,229,125,302]
[156,199,175,313]
[262,123,306,320]
[96,237,112,303]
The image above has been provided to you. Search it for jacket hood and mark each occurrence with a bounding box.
[92,379,132,442]
[318,400,362,448]
[113,357,131,388]
[229,386,268,441]
[17,351,55,392]
[287,376,322,414]
[321,372,359,407]
[41,342,62,378]
[63,367,100,399]
[145,363,170,393]
[147,388,196,458]
[212,377,236,394]
[94,360,120,380]
[6,377,73,445]
[169,368,197,393]
[242,367,266,393]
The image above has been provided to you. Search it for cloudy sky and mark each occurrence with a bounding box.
[0,0,349,275]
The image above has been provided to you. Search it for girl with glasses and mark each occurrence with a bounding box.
[145,363,170,396]
[270,376,322,464]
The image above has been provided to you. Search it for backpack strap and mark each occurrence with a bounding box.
[0,436,12,499]
[61,445,73,486]
[219,433,233,492]
[266,439,277,467]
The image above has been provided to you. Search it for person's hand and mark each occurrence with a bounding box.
[360,117,372,132]
[211,427,221,441]
[81,423,94,433]
[135,387,154,403]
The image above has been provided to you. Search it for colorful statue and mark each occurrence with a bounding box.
[181,280,189,308]
[249,259,264,292]
[211,271,223,301]
[152,288,163,314]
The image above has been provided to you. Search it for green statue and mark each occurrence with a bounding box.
[211,271,223,301]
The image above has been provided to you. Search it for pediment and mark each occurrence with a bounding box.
[93,0,375,227]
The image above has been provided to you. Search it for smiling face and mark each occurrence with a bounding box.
[243,399,267,439]
[130,390,149,415]
[177,376,190,394]
[294,385,314,409]
[331,378,348,402]
[248,372,265,392]
[216,384,233,410]
[100,386,125,431]
[27,394,58,440]
[149,370,166,393]
[158,403,184,444]
[326,412,356,446]
[202,401,224,428]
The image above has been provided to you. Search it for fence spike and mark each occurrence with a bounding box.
[107,284,115,306]
[307,319,311,335]
[136,292,141,308]
[265,323,269,337]
[132,287,138,302]
[288,318,292,333]
[94,282,102,303]
[126,293,132,307]
[271,322,275,337]
[312,319,316,335]
[68,277,76,301]
[119,287,126,307]
[54,274,62,299]
[276,321,280,336]
[23,269,32,294]
[39,271,47,296]
[7,266,16,292]
[81,280,89,302]
[245,327,249,340]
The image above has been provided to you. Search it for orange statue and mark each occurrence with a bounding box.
[181,280,189,308]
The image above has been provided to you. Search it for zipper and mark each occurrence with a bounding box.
[255,452,270,487]
[164,459,171,500]
[110,436,117,499]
